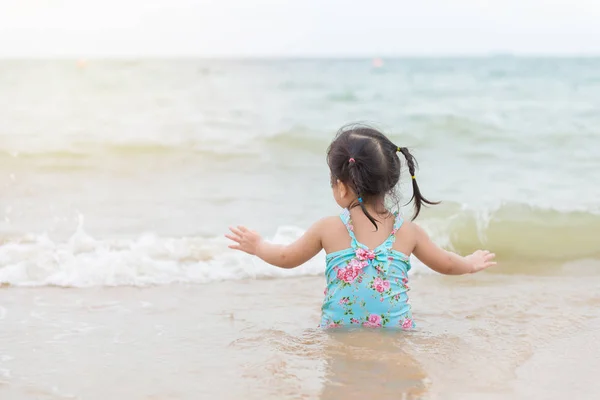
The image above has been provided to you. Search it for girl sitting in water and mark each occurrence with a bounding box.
[226,124,496,329]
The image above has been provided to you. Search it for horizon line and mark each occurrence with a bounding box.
[1,53,600,60]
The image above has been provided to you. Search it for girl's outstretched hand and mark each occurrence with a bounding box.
[465,250,497,273]
[226,226,262,255]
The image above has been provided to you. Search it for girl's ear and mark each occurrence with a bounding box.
[337,180,348,198]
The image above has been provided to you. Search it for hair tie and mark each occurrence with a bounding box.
[397,147,403,152]
[358,197,363,203]
[349,158,355,163]
[411,175,416,180]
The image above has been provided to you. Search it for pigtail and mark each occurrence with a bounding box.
[397,147,440,220]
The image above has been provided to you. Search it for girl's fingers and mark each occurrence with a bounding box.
[238,226,249,233]
[228,244,241,250]
[225,234,241,243]
[229,226,244,236]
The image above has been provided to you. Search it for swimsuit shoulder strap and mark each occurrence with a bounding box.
[339,208,359,247]
[384,211,404,249]
[393,211,404,232]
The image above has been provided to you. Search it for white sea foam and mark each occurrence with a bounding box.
[0,216,432,288]
[3,202,600,288]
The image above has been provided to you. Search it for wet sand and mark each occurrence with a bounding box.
[1,266,599,400]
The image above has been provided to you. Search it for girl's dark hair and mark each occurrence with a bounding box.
[327,123,439,230]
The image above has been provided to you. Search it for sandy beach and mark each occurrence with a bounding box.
[1,58,600,399]
[2,266,599,399]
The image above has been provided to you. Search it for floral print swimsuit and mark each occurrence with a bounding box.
[320,208,415,329]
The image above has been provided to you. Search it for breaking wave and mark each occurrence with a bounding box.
[1,204,599,288]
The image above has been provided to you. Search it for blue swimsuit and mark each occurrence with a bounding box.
[320,209,415,329]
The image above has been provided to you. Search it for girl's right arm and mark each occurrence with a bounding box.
[411,223,496,275]
[226,218,327,269]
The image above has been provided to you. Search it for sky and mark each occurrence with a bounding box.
[1,0,599,57]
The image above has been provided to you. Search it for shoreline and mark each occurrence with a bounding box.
[1,273,599,399]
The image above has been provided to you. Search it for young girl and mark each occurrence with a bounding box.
[226,125,496,329]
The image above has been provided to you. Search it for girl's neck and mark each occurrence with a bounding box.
[349,199,390,218]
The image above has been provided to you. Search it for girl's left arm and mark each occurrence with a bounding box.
[225,218,326,269]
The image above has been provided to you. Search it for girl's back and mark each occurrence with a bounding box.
[320,208,414,329]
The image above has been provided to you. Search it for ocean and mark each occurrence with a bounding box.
[1,58,599,399]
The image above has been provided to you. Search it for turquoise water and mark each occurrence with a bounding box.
[0,58,599,286]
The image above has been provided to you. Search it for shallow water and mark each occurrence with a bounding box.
[1,58,600,399]
[2,268,599,399]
